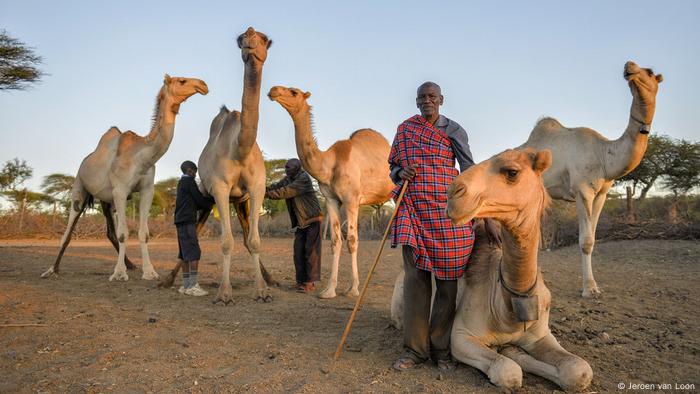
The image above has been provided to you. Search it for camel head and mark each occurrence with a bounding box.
[237,27,272,65]
[267,86,311,115]
[162,74,209,104]
[447,148,551,233]
[624,61,663,125]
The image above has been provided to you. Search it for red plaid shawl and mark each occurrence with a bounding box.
[389,115,474,280]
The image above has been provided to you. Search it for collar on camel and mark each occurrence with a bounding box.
[498,259,539,329]
[631,115,652,134]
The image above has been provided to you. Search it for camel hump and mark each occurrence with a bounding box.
[93,126,122,150]
[535,117,563,130]
[349,128,386,142]
[116,131,145,155]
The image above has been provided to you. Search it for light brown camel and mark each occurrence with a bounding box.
[268,86,395,299]
[522,61,663,297]
[42,75,208,281]
[392,148,592,391]
[196,27,272,304]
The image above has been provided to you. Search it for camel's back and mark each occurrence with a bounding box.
[348,129,393,204]
[77,127,122,196]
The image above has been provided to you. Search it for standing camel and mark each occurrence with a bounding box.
[196,27,272,304]
[268,86,394,299]
[522,61,663,297]
[42,75,208,281]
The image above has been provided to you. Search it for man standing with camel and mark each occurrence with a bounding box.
[389,82,499,371]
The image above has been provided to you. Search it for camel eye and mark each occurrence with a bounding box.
[502,168,519,181]
[291,90,298,96]
[179,79,186,85]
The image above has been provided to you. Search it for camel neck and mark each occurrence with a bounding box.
[500,217,540,295]
[146,88,178,161]
[238,61,263,158]
[602,112,651,180]
[291,105,327,183]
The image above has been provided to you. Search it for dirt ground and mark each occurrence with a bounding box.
[0,237,698,393]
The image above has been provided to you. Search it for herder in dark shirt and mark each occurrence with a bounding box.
[174,160,215,296]
[265,158,323,293]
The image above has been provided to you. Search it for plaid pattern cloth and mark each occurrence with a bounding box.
[389,115,474,280]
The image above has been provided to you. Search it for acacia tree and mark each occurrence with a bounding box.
[0,30,44,91]
[0,158,34,231]
[41,173,74,211]
[662,139,700,223]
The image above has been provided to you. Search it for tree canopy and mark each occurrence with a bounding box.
[0,30,44,91]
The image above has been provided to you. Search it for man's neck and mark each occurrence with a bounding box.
[424,113,439,125]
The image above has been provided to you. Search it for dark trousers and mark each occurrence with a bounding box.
[402,246,458,362]
[293,221,321,284]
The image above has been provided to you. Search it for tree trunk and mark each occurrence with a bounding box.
[625,186,636,223]
[668,198,680,224]
[18,190,27,232]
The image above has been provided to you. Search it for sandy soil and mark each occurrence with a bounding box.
[0,237,698,393]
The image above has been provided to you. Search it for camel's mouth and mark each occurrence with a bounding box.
[195,85,209,95]
[267,91,280,101]
[446,200,481,225]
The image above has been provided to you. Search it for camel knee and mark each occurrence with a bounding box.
[579,236,594,255]
[557,357,593,392]
[488,355,523,389]
[117,231,128,243]
[247,234,260,253]
[221,237,234,255]
[138,229,149,243]
[346,233,357,254]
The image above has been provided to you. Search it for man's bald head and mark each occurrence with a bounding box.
[417,81,441,96]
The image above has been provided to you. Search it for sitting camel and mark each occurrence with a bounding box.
[392,148,592,391]
[522,61,663,297]
[268,86,394,298]
[42,74,208,281]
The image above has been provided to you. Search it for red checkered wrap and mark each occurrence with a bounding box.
[389,115,474,280]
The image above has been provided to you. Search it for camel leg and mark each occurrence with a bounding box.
[41,188,89,278]
[138,183,159,280]
[235,200,278,286]
[451,330,523,389]
[390,268,405,329]
[109,192,130,281]
[343,200,360,297]
[319,198,342,299]
[503,333,592,391]
[246,188,271,302]
[575,190,599,297]
[102,202,136,270]
[212,187,235,304]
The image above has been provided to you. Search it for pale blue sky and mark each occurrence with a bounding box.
[1,0,699,191]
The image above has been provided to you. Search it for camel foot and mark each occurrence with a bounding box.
[318,287,337,299]
[253,288,273,303]
[344,286,360,298]
[212,286,234,305]
[41,267,58,278]
[487,355,523,389]
[157,272,177,289]
[109,270,129,282]
[582,285,602,298]
[141,269,160,281]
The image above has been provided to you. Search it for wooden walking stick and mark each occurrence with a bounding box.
[334,180,409,360]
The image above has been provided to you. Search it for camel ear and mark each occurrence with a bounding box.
[532,150,552,174]
[656,74,663,83]
[164,74,171,84]
[304,91,311,99]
